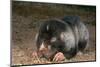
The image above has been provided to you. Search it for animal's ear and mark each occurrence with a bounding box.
[50,37,57,42]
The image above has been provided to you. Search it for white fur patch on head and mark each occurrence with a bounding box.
[50,37,57,42]
[60,32,65,41]
[47,25,49,31]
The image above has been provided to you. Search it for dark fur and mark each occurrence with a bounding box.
[35,16,89,60]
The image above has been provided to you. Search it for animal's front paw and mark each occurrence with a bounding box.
[53,52,65,62]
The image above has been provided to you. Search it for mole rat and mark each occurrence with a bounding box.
[32,16,89,62]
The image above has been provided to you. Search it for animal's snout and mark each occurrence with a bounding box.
[39,47,48,54]
[39,42,48,54]
[39,50,46,56]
